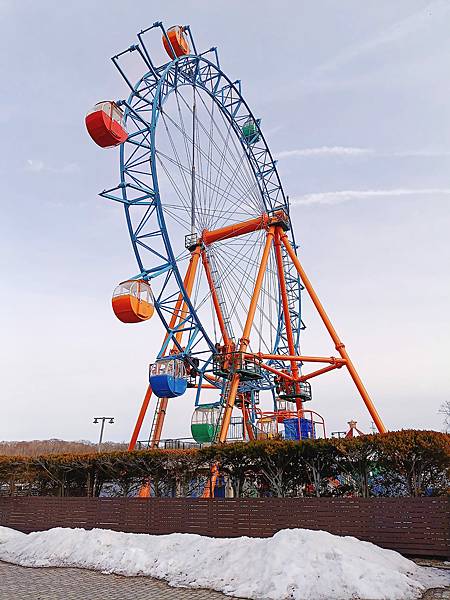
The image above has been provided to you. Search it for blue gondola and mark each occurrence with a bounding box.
[283,417,315,440]
[149,358,188,398]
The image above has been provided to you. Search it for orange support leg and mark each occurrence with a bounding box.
[218,226,276,443]
[202,463,219,499]
[241,397,255,441]
[201,248,231,346]
[274,230,302,412]
[150,397,168,448]
[149,246,202,448]
[279,229,387,433]
[138,481,151,497]
[128,385,153,451]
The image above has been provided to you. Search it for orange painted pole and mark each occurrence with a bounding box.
[217,226,276,443]
[242,398,255,441]
[201,249,231,345]
[279,231,386,433]
[162,281,186,346]
[174,246,201,345]
[298,363,342,382]
[192,383,217,389]
[150,397,168,448]
[128,385,152,451]
[255,353,346,365]
[274,230,302,411]
[258,361,295,381]
[138,482,151,497]
[150,246,202,448]
[160,245,201,348]
[202,463,219,499]
[202,214,270,245]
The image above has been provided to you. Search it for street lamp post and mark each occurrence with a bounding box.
[93,416,115,452]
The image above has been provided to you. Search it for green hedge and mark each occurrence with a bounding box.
[0,430,448,498]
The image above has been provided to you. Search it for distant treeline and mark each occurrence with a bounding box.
[0,439,127,457]
[0,430,448,499]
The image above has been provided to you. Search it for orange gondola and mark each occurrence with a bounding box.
[112,280,154,323]
[85,101,128,148]
[162,26,190,59]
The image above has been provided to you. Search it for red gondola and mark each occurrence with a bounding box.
[85,101,128,148]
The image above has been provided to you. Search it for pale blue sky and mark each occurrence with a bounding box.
[1,0,449,442]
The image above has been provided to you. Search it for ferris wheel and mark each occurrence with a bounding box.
[86,23,386,476]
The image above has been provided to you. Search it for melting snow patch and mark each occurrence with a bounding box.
[0,526,448,599]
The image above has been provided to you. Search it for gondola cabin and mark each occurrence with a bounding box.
[149,358,188,398]
[191,404,221,443]
[85,101,128,148]
[256,415,278,439]
[112,280,154,323]
[283,416,316,440]
[242,118,261,144]
[162,25,190,59]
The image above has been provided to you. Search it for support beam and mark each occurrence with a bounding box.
[201,248,231,345]
[241,398,255,441]
[258,361,295,381]
[202,214,269,245]
[252,353,347,365]
[298,363,342,382]
[201,210,288,246]
[274,230,302,411]
[150,245,202,448]
[202,463,219,499]
[128,385,152,451]
[174,245,201,346]
[150,397,168,448]
[279,229,386,433]
[217,226,276,443]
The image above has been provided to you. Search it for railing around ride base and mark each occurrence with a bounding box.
[136,410,326,448]
[136,438,204,450]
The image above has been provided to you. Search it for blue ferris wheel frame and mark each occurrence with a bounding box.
[100,22,304,391]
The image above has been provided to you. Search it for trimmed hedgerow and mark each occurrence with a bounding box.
[0,430,448,498]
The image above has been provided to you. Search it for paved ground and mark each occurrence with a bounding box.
[0,560,448,600]
[0,561,238,600]
[422,591,450,600]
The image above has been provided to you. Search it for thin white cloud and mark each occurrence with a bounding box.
[317,0,450,73]
[276,147,450,160]
[25,159,79,174]
[291,188,450,206]
[276,146,373,158]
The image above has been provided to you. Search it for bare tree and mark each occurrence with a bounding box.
[0,439,127,457]
[439,401,450,433]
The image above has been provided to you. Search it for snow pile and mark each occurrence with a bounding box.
[0,526,448,599]
[0,526,26,544]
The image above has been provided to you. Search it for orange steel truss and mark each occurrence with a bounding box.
[128,212,386,476]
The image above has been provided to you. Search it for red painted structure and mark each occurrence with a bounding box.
[85,101,128,148]
[346,420,365,438]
